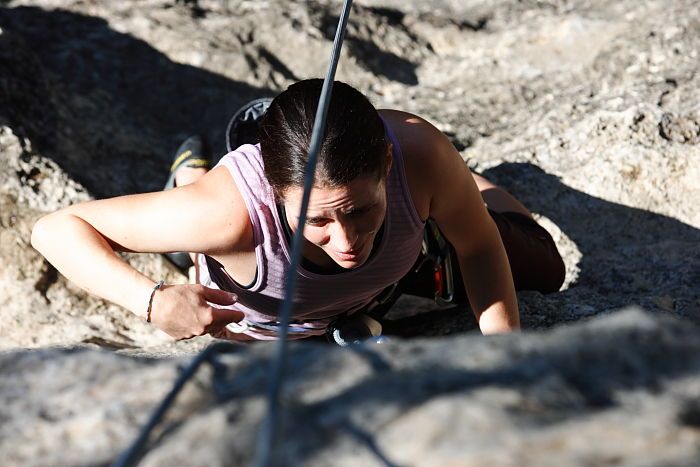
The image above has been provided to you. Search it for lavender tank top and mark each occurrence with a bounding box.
[196,120,425,339]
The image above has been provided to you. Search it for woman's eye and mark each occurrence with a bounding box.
[306,218,328,226]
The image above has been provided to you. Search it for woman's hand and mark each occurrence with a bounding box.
[149,284,245,340]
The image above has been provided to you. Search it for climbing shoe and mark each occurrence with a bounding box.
[162,135,211,272]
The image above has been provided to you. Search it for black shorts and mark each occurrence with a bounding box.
[398,210,565,303]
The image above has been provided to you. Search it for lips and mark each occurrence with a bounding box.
[335,241,368,261]
[335,250,360,261]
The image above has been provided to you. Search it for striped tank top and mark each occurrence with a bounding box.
[196,120,425,339]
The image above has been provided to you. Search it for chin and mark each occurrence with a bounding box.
[341,260,365,270]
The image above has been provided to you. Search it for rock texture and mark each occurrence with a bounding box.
[1,0,699,348]
[1,0,699,464]
[2,309,700,466]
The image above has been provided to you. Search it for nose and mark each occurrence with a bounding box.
[331,221,359,252]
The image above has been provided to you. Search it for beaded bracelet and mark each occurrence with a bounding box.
[146,280,164,323]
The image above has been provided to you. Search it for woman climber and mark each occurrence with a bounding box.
[31,79,565,344]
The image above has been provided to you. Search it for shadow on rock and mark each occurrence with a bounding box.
[384,162,699,337]
[483,162,700,320]
[382,304,478,338]
[272,309,700,465]
[319,8,419,86]
[0,5,274,197]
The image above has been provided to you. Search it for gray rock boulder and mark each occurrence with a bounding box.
[1,309,699,466]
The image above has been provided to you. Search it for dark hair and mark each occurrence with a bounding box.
[257,79,388,198]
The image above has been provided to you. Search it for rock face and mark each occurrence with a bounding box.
[0,0,699,464]
[1,0,699,347]
[1,309,700,466]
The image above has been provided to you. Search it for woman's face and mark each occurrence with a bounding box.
[282,175,387,269]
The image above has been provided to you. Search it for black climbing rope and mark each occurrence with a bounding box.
[253,1,354,465]
[111,342,242,467]
[112,2,354,466]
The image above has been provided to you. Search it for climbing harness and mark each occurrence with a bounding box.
[421,219,456,306]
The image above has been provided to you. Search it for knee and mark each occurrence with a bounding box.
[537,251,566,293]
[507,230,566,294]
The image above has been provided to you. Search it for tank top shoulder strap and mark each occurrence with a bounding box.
[380,114,425,229]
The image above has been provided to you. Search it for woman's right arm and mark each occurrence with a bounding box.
[30,166,250,339]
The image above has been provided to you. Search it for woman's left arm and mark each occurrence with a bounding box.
[419,123,520,334]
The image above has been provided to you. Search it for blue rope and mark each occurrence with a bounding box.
[253,1,354,465]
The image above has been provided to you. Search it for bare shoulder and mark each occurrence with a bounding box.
[378,110,495,259]
[378,109,460,220]
[185,165,256,254]
[377,109,450,156]
[59,164,254,256]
